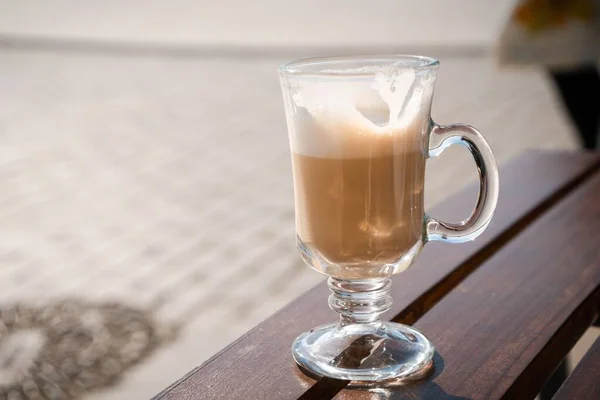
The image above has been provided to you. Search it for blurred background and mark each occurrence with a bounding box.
[0,1,597,399]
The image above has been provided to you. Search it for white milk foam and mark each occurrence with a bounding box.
[290,67,425,158]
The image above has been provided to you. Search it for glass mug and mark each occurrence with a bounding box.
[279,55,499,382]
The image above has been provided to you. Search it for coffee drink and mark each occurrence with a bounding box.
[292,120,426,274]
[293,138,424,261]
[285,68,431,278]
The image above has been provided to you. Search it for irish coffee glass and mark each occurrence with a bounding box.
[279,55,499,383]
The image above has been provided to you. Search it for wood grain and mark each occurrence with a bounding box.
[553,337,600,400]
[336,163,600,399]
[153,152,600,400]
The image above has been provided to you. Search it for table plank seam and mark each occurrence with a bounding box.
[502,285,600,399]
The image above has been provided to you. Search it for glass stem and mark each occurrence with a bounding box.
[328,277,393,327]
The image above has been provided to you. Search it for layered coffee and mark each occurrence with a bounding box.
[286,68,430,277]
[292,119,426,268]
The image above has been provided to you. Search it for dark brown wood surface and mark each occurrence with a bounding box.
[553,337,600,400]
[153,152,600,400]
[336,158,600,399]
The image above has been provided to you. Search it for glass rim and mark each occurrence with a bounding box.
[278,54,439,79]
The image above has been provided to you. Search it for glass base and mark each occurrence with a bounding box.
[292,321,434,383]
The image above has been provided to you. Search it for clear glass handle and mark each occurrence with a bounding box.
[425,123,499,243]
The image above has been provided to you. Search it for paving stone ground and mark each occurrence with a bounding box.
[0,47,583,398]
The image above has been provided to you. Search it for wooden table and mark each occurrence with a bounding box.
[153,152,600,400]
